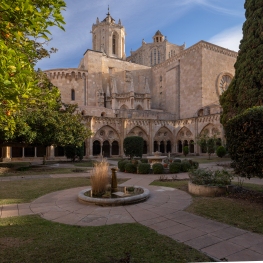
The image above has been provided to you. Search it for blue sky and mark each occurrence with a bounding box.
[35,0,245,70]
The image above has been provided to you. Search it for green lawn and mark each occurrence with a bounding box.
[0,215,212,263]
[151,180,263,234]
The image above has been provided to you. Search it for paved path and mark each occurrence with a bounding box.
[1,163,263,261]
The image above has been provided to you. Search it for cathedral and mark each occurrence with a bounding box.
[1,9,237,161]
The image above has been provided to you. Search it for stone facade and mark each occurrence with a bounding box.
[1,10,238,161]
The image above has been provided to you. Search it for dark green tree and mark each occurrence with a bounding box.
[183,146,189,157]
[123,136,144,159]
[220,0,263,125]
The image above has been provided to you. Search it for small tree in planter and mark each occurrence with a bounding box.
[183,146,189,157]
[197,134,218,159]
[123,136,144,159]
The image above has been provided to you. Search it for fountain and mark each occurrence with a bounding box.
[146,151,167,166]
[78,166,150,206]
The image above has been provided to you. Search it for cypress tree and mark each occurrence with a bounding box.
[220,0,263,125]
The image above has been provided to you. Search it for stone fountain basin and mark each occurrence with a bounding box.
[78,186,150,206]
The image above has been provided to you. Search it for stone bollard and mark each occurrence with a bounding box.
[111,168,118,193]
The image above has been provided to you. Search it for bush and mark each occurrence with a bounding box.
[152,163,164,174]
[225,106,263,178]
[216,146,227,158]
[140,158,148,163]
[169,162,181,173]
[180,160,192,172]
[64,144,84,162]
[189,168,233,187]
[123,136,144,159]
[173,159,181,163]
[137,163,151,174]
[118,160,129,172]
[191,161,199,169]
[124,163,137,173]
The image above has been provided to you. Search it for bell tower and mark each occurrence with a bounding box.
[91,7,126,59]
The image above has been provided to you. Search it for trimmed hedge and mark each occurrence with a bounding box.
[152,163,164,174]
[169,162,181,173]
[225,106,263,178]
[216,146,227,158]
[173,159,181,163]
[181,160,192,172]
[118,160,129,172]
[140,158,148,163]
[124,163,137,173]
[138,163,151,174]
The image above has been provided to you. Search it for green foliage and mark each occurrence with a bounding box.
[197,134,218,159]
[220,0,263,125]
[124,163,137,173]
[138,163,151,174]
[123,136,144,159]
[189,168,233,187]
[118,160,129,172]
[173,159,181,163]
[180,160,192,172]
[225,106,263,178]
[183,146,189,157]
[169,162,181,173]
[140,158,148,163]
[64,144,84,162]
[216,146,227,158]
[152,163,164,174]
[0,0,66,135]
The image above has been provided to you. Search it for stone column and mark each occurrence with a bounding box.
[164,142,167,154]
[110,143,112,157]
[22,147,25,158]
[1,146,11,162]
[89,138,93,158]
[34,147,37,158]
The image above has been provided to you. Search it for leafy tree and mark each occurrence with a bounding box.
[0,0,66,135]
[183,146,189,157]
[123,136,144,159]
[64,144,84,162]
[197,134,218,159]
[220,0,263,125]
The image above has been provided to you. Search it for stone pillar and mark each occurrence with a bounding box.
[22,147,25,158]
[47,145,55,160]
[100,143,103,157]
[164,142,167,154]
[158,142,160,152]
[89,138,93,158]
[34,147,37,158]
[1,146,11,162]
[110,143,112,157]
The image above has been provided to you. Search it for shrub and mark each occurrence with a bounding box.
[183,146,189,157]
[180,160,192,172]
[90,159,109,197]
[189,168,233,187]
[225,106,263,178]
[216,146,227,158]
[152,163,164,174]
[140,158,148,163]
[64,144,84,162]
[124,163,137,173]
[191,161,199,169]
[169,162,181,173]
[123,136,144,159]
[118,159,129,172]
[138,163,151,174]
[173,159,181,163]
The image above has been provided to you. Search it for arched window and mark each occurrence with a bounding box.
[112,34,116,55]
[71,89,75,101]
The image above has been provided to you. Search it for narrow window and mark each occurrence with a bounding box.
[112,34,116,55]
[71,89,75,101]
[158,50,160,64]
[154,49,156,65]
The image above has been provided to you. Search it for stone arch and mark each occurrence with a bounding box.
[176,127,194,153]
[135,104,143,110]
[199,124,221,137]
[93,140,101,156]
[120,104,129,110]
[153,126,174,153]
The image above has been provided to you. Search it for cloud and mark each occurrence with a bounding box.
[208,25,243,52]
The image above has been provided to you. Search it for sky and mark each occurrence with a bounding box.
[35,0,246,71]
